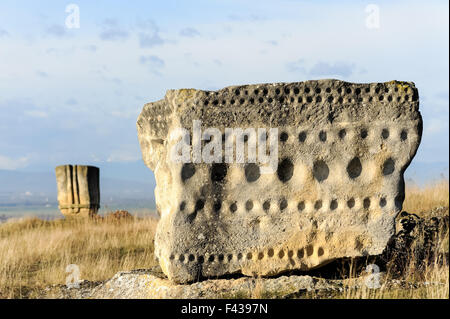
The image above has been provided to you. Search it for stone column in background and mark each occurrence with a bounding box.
[55,165,100,217]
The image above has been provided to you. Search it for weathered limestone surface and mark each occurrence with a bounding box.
[137,79,422,283]
[55,165,100,217]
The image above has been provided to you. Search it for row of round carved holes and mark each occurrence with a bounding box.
[203,94,415,106]
[189,127,409,145]
[170,245,324,264]
[180,195,394,215]
[285,128,408,143]
[181,156,396,184]
[203,86,416,106]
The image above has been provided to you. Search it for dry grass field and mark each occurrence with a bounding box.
[0,180,448,299]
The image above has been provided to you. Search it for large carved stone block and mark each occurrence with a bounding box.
[55,165,100,217]
[137,79,422,283]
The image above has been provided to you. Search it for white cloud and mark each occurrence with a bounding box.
[0,154,30,170]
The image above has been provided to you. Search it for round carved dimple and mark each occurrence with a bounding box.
[179,201,186,211]
[347,198,355,208]
[363,197,371,209]
[245,163,260,183]
[208,255,215,262]
[247,252,253,260]
[245,200,253,211]
[382,158,395,176]
[306,245,314,257]
[211,163,227,182]
[379,197,387,207]
[297,248,304,259]
[400,129,408,141]
[218,254,224,262]
[279,198,288,211]
[195,199,205,211]
[280,132,289,142]
[198,256,204,264]
[347,157,362,179]
[277,158,294,183]
[339,129,346,139]
[179,254,185,262]
[314,200,322,210]
[360,129,368,139]
[381,128,390,139]
[181,163,195,182]
[258,252,264,260]
[213,201,222,212]
[318,247,324,257]
[230,202,237,213]
[268,248,274,257]
[330,199,338,210]
[188,254,195,262]
[298,201,305,212]
[319,131,327,142]
[263,200,271,211]
[298,131,307,143]
[278,250,285,259]
[313,160,329,182]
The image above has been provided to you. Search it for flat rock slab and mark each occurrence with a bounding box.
[43,268,343,299]
[137,79,422,283]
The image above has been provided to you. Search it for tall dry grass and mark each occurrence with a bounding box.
[0,216,158,298]
[403,179,449,216]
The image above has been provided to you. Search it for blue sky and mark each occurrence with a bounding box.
[0,1,448,177]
